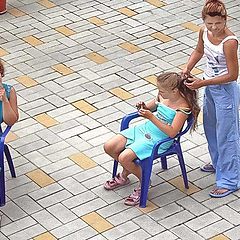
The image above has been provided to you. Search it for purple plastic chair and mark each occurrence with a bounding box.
[0,126,16,207]
[112,111,194,208]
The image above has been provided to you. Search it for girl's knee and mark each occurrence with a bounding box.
[103,141,113,154]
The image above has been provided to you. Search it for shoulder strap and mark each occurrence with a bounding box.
[222,36,238,44]
[3,83,12,99]
[176,108,192,115]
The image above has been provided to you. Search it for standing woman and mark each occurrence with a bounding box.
[0,60,19,126]
[182,0,239,197]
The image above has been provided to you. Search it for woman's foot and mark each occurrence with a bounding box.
[104,173,130,190]
[124,187,141,206]
[209,188,236,198]
[200,163,215,173]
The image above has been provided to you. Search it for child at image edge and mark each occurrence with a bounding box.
[0,60,18,126]
[182,0,239,197]
[103,72,200,206]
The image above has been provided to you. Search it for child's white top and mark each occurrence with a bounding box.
[203,28,238,80]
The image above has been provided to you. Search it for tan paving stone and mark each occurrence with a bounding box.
[138,201,159,213]
[52,64,74,75]
[72,100,97,114]
[118,7,137,17]
[209,235,230,240]
[179,64,203,75]
[26,169,55,188]
[16,75,38,87]
[0,48,9,57]
[55,26,76,36]
[146,0,165,8]
[69,152,97,170]
[144,75,157,86]
[119,42,142,53]
[34,232,57,240]
[182,22,201,32]
[86,52,109,64]
[34,113,59,127]
[151,32,173,43]
[88,17,106,26]
[23,36,43,46]
[81,212,113,233]
[110,87,134,100]
[169,176,201,195]
[38,0,56,8]
[5,131,19,143]
[8,8,26,17]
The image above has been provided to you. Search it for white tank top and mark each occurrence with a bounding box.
[203,28,238,79]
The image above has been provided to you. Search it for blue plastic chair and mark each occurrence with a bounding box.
[0,126,16,207]
[112,112,194,208]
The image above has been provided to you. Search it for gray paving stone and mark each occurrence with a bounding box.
[171,225,205,240]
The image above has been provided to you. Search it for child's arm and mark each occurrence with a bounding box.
[139,109,188,138]
[2,87,19,126]
[136,99,157,112]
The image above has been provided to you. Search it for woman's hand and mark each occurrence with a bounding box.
[184,76,204,90]
[138,108,154,119]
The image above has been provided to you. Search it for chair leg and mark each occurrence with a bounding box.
[160,156,168,170]
[4,145,16,178]
[112,160,118,178]
[0,152,6,206]
[139,160,153,208]
[176,145,189,189]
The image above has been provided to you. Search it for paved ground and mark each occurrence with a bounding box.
[0,0,240,239]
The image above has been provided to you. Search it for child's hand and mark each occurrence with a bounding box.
[138,108,153,119]
[136,101,147,110]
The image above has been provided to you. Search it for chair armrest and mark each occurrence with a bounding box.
[1,126,11,144]
[120,111,140,131]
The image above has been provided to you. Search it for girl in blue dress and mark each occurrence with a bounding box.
[104,72,200,206]
[0,60,18,125]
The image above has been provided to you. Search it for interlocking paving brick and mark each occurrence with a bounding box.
[55,26,76,36]
[0,48,9,57]
[210,234,231,240]
[26,169,55,188]
[72,99,97,114]
[182,22,201,32]
[118,7,137,17]
[81,212,113,233]
[23,36,43,46]
[86,52,109,64]
[88,17,107,26]
[34,232,57,240]
[16,75,38,87]
[34,113,59,127]
[52,63,74,75]
[151,32,173,42]
[110,87,134,100]
[119,42,142,53]
[69,152,97,170]
[8,8,26,17]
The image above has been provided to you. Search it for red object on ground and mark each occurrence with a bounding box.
[0,0,7,14]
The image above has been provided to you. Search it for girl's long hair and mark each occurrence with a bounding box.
[157,72,200,131]
[0,60,4,77]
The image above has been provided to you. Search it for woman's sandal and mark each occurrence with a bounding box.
[124,188,141,206]
[200,163,215,173]
[104,173,130,190]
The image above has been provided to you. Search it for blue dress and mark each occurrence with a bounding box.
[120,102,177,160]
[0,83,12,123]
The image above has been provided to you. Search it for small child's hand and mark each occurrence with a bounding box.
[138,108,153,119]
[136,101,147,110]
[0,87,6,102]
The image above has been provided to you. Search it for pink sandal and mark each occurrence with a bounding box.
[104,173,130,190]
[124,187,141,206]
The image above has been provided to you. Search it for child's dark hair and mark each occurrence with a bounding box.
[202,0,227,20]
[157,72,200,131]
[0,60,4,77]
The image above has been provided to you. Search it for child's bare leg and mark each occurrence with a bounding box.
[118,148,141,181]
[104,134,127,160]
